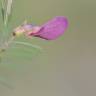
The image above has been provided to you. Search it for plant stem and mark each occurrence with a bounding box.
[0,0,14,48]
[4,0,13,26]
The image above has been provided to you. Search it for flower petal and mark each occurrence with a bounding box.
[32,16,68,40]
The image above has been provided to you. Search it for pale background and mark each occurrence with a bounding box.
[0,0,96,96]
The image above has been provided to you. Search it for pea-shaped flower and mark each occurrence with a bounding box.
[13,16,68,40]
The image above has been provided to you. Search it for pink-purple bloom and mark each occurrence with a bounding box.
[13,16,68,40]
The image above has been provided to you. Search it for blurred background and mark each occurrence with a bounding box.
[0,0,96,96]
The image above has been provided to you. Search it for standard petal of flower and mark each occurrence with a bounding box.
[31,16,68,40]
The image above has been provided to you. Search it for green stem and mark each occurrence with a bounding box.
[0,0,13,45]
[4,0,13,26]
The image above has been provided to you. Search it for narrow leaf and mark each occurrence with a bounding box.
[13,41,43,51]
[0,0,6,22]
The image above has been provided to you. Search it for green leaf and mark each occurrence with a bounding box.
[1,6,5,22]
[0,0,6,22]
[0,41,43,65]
[13,41,43,51]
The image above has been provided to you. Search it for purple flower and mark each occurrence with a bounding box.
[13,16,68,40]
